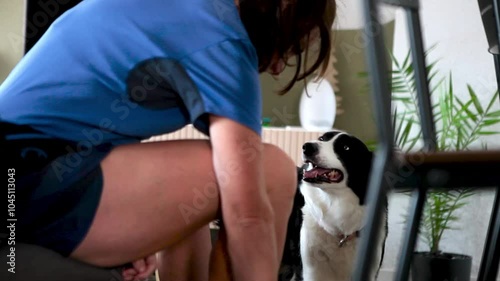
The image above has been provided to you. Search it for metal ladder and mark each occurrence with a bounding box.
[351,0,500,280]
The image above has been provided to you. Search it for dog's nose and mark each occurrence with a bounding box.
[303,143,318,157]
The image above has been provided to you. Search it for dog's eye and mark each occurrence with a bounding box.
[318,136,324,141]
[344,145,350,151]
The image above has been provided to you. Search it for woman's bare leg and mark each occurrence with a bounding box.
[70,140,297,280]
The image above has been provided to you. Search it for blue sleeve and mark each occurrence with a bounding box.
[180,39,262,136]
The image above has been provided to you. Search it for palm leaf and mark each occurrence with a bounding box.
[485,91,500,112]
[468,85,484,115]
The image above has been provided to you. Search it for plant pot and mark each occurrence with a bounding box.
[411,251,472,281]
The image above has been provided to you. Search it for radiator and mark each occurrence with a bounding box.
[146,125,323,165]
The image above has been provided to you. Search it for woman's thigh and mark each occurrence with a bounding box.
[71,140,220,267]
[70,139,297,267]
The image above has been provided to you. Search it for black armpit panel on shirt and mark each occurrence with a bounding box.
[126,58,209,133]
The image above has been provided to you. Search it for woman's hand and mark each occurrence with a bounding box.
[122,254,157,281]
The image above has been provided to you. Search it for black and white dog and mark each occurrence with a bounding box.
[279,130,388,281]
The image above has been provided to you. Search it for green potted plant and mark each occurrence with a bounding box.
[388,49,500,281]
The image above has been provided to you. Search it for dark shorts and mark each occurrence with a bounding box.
[1,122,113,256]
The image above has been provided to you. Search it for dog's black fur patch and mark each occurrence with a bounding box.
[279,166,306,281]
[331,134,373,205]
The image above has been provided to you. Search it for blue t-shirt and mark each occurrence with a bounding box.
[0,0,262,145]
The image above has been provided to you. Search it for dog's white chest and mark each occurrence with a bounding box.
[301,184,366,235]
[300,186,364,281]
[301,209,358,281]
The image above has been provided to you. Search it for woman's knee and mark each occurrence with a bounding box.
[262,143,297,200]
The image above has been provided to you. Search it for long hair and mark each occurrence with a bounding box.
[239,0,336,94]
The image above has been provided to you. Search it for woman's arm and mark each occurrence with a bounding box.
[208,115,278,281]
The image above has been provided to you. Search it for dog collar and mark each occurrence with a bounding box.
[338,231,360,248]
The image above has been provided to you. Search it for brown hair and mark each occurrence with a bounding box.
[239,0,336,94]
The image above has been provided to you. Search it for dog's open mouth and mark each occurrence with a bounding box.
[303,162,344,183]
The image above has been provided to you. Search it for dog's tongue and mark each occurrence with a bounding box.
[303,167,332,179]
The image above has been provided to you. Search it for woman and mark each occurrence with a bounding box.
[0,0,336,280]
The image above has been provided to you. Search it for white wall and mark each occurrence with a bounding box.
[381,0,500,279]
[392,0,499,101]
[0,0,24,83]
